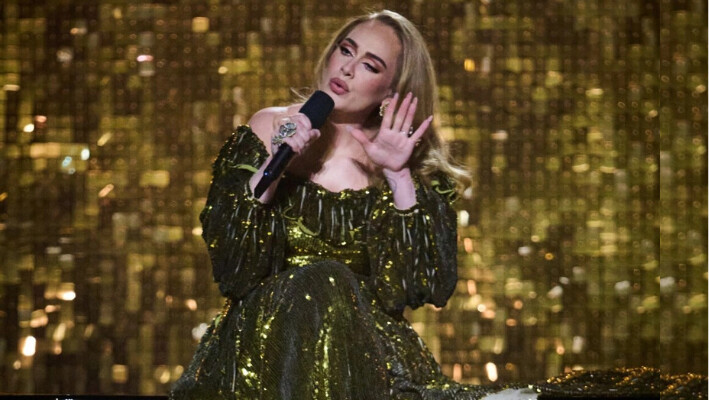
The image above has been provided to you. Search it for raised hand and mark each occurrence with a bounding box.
[348,92,432,173]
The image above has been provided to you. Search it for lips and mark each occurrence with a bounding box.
[329,78,349,95]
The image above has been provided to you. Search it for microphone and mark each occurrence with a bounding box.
[253,90,335,198]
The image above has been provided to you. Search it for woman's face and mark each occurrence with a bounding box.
[320,20,402,119]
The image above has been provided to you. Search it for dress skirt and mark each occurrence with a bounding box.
[171,261,494,400]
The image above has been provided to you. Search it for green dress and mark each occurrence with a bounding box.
[171,126,706,399]
[171,126,494,399]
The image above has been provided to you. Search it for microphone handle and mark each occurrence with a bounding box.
[253,143,294,198]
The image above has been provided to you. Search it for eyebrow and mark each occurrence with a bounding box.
[342,38,388,69]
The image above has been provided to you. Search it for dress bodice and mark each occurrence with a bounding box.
[174,126,709,400]
[277,179,377,276]
[200,125,459,314]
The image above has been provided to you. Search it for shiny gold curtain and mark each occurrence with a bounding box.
[0,0,706,394]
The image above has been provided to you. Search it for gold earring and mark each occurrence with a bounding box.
[379,100,390,117]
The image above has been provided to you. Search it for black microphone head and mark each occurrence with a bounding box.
[299,90,335,129]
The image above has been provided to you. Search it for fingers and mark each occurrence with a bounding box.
[288,113,313,132]
[272,112,318,155]
[409,115,433,143]
[379,92,431,151]
[392,92,415,133]
[383,92,419,135]
[282,128,320,154]
[380,92,398,129]
[286,112,316,154]
[400,97,417,135]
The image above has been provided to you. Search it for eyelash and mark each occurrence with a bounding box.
[338,45,379,73]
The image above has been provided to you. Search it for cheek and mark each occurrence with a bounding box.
[324,51,341,74]
[370,68,397,97]
[327,52,339,67]
[361,76,392,97]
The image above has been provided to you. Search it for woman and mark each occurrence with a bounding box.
[170,9,520,399]
[171,9,692,400]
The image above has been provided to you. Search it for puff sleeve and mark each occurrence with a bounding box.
[200,126,287,300]
[366,173,459,315]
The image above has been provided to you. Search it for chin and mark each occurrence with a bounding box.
[330,97,351,112]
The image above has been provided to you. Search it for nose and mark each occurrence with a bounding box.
[340,60,354,77]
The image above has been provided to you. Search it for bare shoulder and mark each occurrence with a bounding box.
[248,105,303,155]
[248,107,285,156]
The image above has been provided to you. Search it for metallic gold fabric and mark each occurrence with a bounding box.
[171,126,492,399]
[171,127,707,399]
[538,367,707,399]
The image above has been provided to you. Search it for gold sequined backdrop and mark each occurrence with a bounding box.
[0,0,706,395]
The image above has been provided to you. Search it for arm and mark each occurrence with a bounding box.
[383,167,417,210]
[366,172,459,315]
[201,125,287,299]
[205,105,321,298]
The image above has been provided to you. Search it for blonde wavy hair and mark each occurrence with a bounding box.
[311,10,470,192]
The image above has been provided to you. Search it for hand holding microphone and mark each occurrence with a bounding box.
[254,90,335,199]
[269,113,320,156]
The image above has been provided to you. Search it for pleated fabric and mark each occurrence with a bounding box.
[171,127,705,399]
[171,126,494,399]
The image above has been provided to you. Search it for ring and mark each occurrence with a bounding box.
[279,121,297,138]
[403,127,414,137]
[272,119,297,146]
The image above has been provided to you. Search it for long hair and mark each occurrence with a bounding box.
[312,10,471,192]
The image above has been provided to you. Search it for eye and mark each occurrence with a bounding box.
[339,45,352,56]
[364,63,380,73]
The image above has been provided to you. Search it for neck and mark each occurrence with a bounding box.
[313,121,373,166]
[322,121,360,146]
[327,110,379,140]
[329,106,379,127]
[287,119,376,185]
